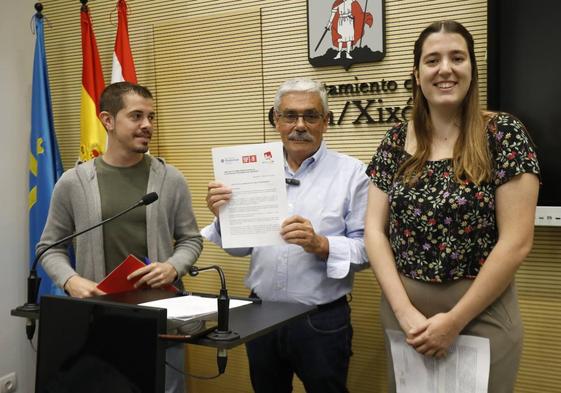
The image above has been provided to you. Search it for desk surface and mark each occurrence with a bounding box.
[97,289,316,350]
[12,289,316,350]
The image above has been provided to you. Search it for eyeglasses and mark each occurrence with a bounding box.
[276,111,325,125]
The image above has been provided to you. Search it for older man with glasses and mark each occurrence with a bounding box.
[202,78,369,393]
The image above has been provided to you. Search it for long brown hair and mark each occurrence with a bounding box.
[397,20,492,185]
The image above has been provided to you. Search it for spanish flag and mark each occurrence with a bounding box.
[80,2,106,161]
[111,0,137,83]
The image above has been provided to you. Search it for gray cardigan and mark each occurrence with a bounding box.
[37,156,203,289]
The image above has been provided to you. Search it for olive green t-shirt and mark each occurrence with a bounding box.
[96,156,150,273]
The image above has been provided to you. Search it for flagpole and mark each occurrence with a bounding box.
[19,1,65,340]
[21,2,48,317]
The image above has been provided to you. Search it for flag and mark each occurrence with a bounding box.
[80,3,106,161]
[29,13,65,298]
[111,0,137,83]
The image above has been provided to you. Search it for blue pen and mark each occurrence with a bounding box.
[144,256,151,265]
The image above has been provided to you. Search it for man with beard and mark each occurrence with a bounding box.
[38,82,203,393]
[203,78,369,393]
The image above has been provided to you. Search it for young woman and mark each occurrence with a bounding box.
[364,20,540,393]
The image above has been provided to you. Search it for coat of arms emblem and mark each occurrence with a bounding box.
[308,0,385,68]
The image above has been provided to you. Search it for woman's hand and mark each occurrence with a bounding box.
[406,312,462,358]
[395,304,429,339]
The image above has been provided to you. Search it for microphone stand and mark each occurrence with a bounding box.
[15,192,158,339]
[188,264,239,375]
[188,265,239,341]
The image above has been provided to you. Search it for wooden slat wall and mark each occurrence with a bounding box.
[41,0,560,392]
[152,11,265,391]
[516,226,561,392]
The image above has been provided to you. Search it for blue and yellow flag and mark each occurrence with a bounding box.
[29,14,64,298]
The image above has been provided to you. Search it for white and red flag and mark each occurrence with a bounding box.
[111,0,137,83]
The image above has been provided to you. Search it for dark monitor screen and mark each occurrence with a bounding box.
[488,0,561,209]
[36,296,167,393]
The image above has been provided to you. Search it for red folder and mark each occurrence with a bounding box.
[96,254,146,294]
[96,254,177,294]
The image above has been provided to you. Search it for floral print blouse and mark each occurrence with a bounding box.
[366,113,540,282]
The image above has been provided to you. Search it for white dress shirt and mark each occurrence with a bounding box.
[202,142,369,305]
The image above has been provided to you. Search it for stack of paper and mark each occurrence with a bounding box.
[386,329,490,393]
[140,295,251,321]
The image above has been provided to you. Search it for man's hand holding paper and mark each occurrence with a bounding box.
[210,142,289,249]
[280,215,329,260]
[206,181,232,217]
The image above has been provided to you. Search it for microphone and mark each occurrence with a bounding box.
[140,192,158,205]
[16,192,159,340]
[188,264,239,374]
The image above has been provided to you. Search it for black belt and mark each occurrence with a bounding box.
[317,295,348,311]
[248,293,349,310]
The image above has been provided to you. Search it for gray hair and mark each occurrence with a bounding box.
[273,78,329,114]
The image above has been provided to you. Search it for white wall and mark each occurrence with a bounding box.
[0,1,40,392]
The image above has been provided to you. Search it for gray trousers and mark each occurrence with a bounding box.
[380,275,523,393]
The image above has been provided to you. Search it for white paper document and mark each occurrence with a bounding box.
[140,295,251,320]
[212,141,288,248]
[386,329,490,393]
